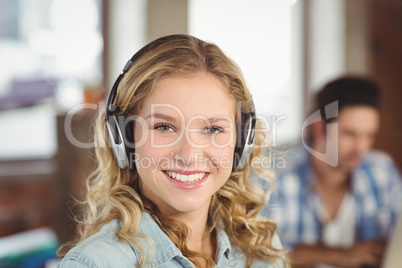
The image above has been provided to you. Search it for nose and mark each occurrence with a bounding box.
[173,131,205,167]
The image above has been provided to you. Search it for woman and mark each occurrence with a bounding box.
[58,35,288,268]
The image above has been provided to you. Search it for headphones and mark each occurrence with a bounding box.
[105,35,256,171]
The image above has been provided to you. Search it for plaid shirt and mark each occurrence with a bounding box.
[266,148,402,249]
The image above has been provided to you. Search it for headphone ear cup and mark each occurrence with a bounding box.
[106,115,129,169]
[125,120,136,170]
[233,105,256,171]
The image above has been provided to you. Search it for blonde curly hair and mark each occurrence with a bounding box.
[59,35,289,267]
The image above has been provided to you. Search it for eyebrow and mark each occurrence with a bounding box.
[144,113,177,122]
[206,116,232,124]
[144,114,232,124]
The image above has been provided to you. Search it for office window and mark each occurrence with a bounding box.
[0,0,102,160]
[189,0,302,146]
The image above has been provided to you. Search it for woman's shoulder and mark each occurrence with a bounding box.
[58,220,138,268]
[58,213,183,267]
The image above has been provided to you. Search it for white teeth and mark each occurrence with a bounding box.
[188,174,195,182]
[165,172,205,183]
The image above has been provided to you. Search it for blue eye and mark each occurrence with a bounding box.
[203,126,224,134]
[155,124,175,132]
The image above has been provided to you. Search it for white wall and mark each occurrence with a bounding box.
[308,0,346,92]
[108,0,146,89]
[189,0,303,145]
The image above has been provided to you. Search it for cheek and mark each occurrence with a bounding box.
[206,145,235,171]
[208,131,236,169]
[134,141,173,165]
[338,137,356,156]
[210,133,233,147]
[134,126,171,166]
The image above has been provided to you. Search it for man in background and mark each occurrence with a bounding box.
[268,77,402,268]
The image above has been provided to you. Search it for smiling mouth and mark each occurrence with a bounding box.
[164,171,207,183]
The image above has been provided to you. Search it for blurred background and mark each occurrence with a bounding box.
[0,0,401,266]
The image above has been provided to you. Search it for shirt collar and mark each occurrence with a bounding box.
[215,222,232,261]
[136,212,233,267]
[136,211,185,267]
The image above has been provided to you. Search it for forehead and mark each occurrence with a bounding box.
[139,73,236,119]
[338,106,380,130]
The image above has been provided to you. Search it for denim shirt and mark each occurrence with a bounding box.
[58,212,282,268]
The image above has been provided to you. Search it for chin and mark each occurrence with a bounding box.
[165,195,211,214]
[168,203,208,215]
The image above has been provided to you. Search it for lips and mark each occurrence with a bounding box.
[164,171,207,183]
